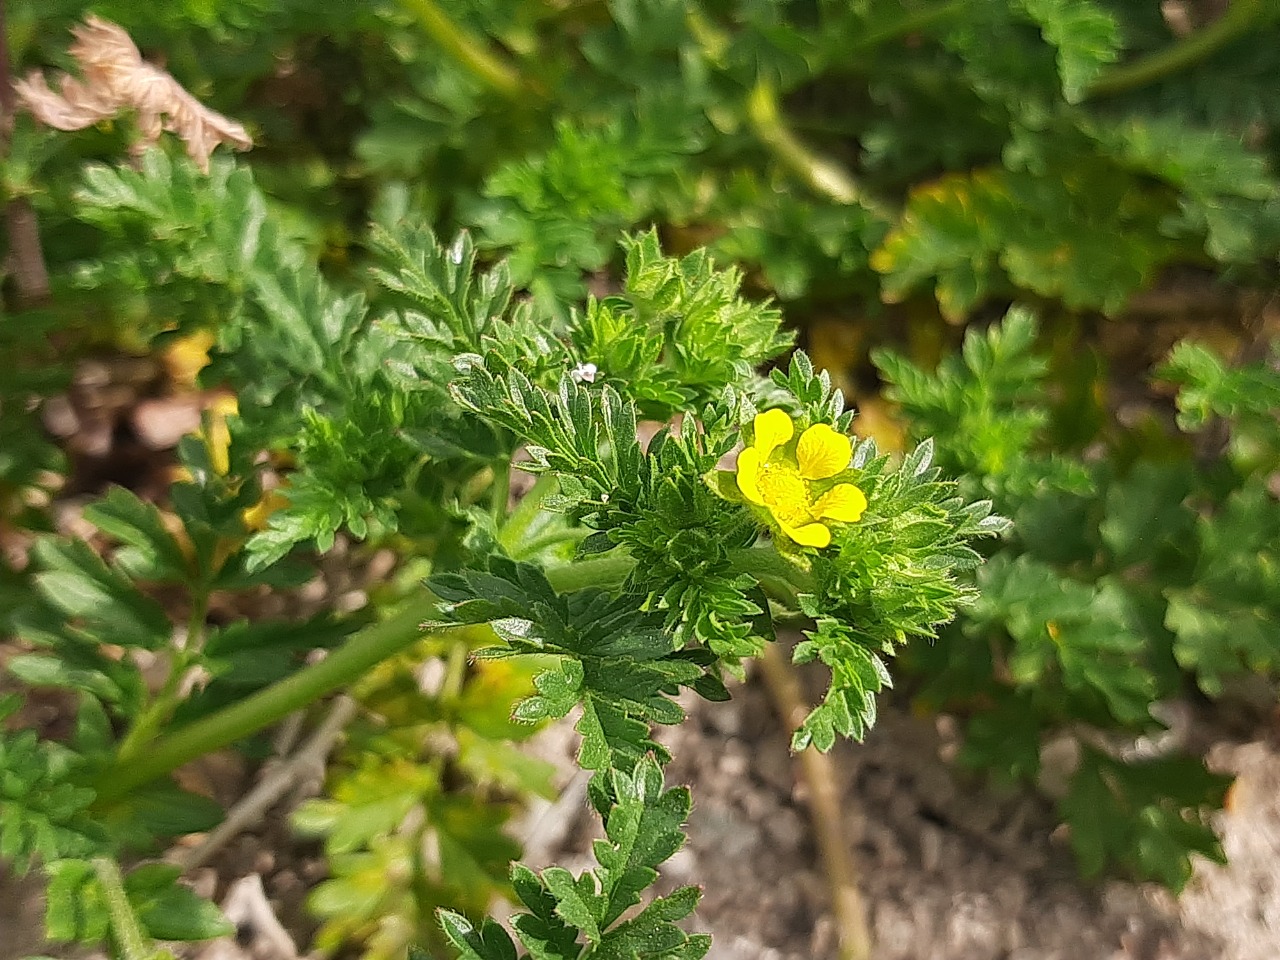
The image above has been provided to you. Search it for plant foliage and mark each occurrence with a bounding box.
[876,308,1276,889]
[3,1,1278,956]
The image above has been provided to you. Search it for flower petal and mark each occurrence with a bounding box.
[752,409,794,460]
[812,483,867,523]
[796,423,851,480]
[735,447,765,504]
[780,521,831,548]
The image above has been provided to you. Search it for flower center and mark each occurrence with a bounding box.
[756,462,811,525]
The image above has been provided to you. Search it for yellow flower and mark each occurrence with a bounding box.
[736,409,867,548]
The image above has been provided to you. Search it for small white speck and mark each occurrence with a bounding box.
[570,362,598,384]
[600,493,609,503]
[449,239,465,264]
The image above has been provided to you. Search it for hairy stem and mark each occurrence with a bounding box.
[92,596,439,804]
[397,0,525,100]
[727,544,816,594]
[758,642,871,960]
[1085,0,1277,99]
[542,543,814,597]
[92,858,155,960]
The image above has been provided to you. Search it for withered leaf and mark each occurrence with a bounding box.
[15,15,252,172]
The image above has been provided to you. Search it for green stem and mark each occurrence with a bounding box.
[397,0,525,100]
[543,543,815,597]
[728,545,816,594]
[745,79,890,217]
[543,550,636,593]
[0,0,51,307]
[93,544,809,802]
[92,596,439,804]
[512,527,588,559]
[846,0,967,54]
[115,592,209,764]
[501,473,558,553]
[92,858,154,960]
[1084,0,1276,99]
[758,645,871,960]
[490,457,511,525]
[441,638,469,705]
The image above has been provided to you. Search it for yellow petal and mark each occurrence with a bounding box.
[812,483,867,523]
[205,393,239,476]
[796,423,851,480]
[781,521,831,548]
[752,409,794,460]
[736,447,765,504]
[242,488,291,531]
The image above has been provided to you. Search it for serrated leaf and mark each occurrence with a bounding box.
[31,538,171,649]
[1017,0,1120,102]
[543,867,605,943]
[83,486,189,580]
[437,911,519,960]
[45,859,108,942]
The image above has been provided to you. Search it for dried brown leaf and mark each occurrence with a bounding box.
[14,15,252,172]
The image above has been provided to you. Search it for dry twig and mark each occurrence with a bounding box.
[15,15,251,172]
[175,697,357,873]
[758,641,873,960]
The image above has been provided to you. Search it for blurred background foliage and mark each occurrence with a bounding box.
[2,0,1279,947]
[8,0,1278,330]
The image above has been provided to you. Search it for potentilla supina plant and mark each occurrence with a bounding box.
[736,409,867,547]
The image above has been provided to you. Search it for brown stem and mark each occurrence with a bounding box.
[758,641,872,960]
[4,200,50,305]
[0,0,50,307]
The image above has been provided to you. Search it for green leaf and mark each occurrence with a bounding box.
[594,886,703,959]
[103,782,224,847]
[126,863,234,941]
[83,486,190,581]
[45,859,109,942]
[791,621,890,751]
[0,729,102,873]
[873,165,1175,319]
[593,759,692,926]
[31,539,172,649]
[543,867,605,944]
[1060,749,1229,890]
[1099,462,1196,568]
[436,913,519,960]
[5,653,130,707]
[1016,0,1120,102]
[372,224,515,354]
[974,557,1158,725]
[429,559,714,770]
[510,864,581,960]
[958,692,1042,783]
[45,860,231,946]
